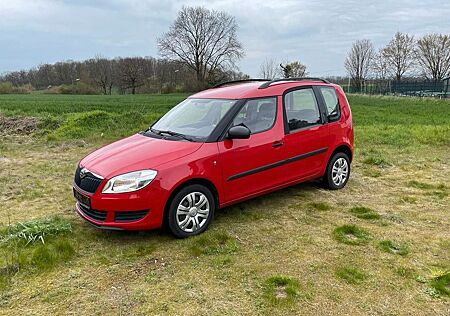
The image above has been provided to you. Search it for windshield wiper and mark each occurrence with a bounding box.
[151,129,195,142]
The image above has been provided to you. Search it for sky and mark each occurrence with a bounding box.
[0,0,449,77]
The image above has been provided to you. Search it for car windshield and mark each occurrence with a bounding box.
[151,98,236,140]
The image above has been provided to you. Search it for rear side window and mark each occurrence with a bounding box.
[284,88,321,132]
[233,97,277,134]
[319,86,340,122]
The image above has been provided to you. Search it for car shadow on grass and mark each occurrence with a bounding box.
[215,180,323,223]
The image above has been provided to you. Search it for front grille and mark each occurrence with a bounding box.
[74,166,103,193]
[114,210,149,223]
[78,203,107,222]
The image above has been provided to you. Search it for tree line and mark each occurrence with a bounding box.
[0,56,249,95]
[345,32,450,89]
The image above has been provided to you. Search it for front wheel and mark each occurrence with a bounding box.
[323,152,350,190]
[167,184,215,238]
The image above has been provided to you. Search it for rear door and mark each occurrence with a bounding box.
[217,97,286,203]
[281,86,329,181]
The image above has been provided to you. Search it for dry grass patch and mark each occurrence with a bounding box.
[0,115,40,135]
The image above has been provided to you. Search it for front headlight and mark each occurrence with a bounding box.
[102,170,157,194]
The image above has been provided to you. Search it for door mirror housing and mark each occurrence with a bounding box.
[227,125,251,139]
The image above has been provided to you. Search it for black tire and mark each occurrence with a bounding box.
[166,184,215,238]
[323,152,351,190]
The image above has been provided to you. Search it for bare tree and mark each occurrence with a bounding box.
[345,39,375,89]
[280,61,308,78]
[416,33,450,80]
[259,58,281,79]
[372,50,391,80]
[118,57,145,94]
[382,32,415,81]
[158,6,244,83]
[87,56,115,95]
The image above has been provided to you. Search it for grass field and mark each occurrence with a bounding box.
[0,93,449,315]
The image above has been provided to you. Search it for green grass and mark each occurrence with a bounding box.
[0,93,187,116]
[0,216,72,246]
[0,217,75,287]
[263,276,300,305]
[379,240,409,256]
[0,93,188,141]
[350,95,450,146]
[349,206,381,220]
[335,266,367,284]
[333,225,371,245]
[430,272,450,297]
[187,230,238,256]
[0,94,449,314]
[307,202,332,211]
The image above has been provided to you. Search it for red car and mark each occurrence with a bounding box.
[73,78,353,237]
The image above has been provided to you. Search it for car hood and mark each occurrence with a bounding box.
[80,133,203,178]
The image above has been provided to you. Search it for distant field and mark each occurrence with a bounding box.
[0,94,449,315]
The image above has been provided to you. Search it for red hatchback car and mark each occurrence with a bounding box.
[73,78,353,237]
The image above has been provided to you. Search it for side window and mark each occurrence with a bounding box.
[319,86,340,122]
[284,88,321,132]
[233,97,276,134]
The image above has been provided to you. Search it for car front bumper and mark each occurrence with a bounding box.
[73,183,167,230]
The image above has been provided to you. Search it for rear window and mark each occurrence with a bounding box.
[319,86,340,122]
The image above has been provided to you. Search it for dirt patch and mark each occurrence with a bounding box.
[0,115,40,135]
[274,285,288,299]
[345,233,359,241]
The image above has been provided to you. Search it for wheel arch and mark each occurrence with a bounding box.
[163,177,220,225]
[330,144,353,162]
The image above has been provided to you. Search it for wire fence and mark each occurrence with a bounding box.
[335,79,450,98]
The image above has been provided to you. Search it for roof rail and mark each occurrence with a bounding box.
[213,79,269,88]
[258,77,330,89]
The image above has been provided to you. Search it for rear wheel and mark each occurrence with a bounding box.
[323,152,350,190]
[167,184,215,238]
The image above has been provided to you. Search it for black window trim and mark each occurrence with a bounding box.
[216,95,278,141]
[282,85,326,135]
[316,85,341,123]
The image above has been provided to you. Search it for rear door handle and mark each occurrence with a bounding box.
[272,141,284,148]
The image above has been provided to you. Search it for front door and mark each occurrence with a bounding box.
[218,97,286,204]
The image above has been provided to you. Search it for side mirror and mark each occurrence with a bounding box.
[227,125,250,139]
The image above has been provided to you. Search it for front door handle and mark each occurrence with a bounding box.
[272,141,284,148]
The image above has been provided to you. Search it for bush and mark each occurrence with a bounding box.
[59,82,98,95]
[0,82,32,94]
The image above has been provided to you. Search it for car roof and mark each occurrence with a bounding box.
[190,80,339,100]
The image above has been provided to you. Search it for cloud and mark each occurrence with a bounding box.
[0,0,449,76]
